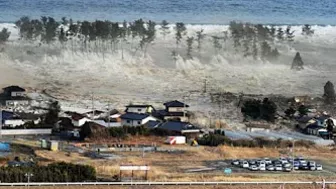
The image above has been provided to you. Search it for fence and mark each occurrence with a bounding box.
[0,181,335,186]
[0,129,52,135]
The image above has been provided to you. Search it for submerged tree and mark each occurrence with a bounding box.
[291,52,304,70]
[212,36,222,54]
[276,27,284,41]
[44,101,61,125]
[286,26,295,42]
[160,20,170,39]
[186,36,194,59]
[0,28,11,44]
[196,29,205,52]
[175,22,186,47]
[323,81,336,104]
[302,24,314,36]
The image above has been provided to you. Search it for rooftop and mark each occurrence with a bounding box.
[120,112,150,120]
[126,105,153,108]
[2,86,25,92]
[163,100,189,108]
[157,121,199,132]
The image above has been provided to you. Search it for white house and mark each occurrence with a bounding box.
[71,114,91,127]
[120,113,158,127]
[125,105,155,114]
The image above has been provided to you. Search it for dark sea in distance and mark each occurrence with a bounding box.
[0,0,335,25]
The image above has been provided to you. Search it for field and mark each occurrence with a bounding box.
[24,135,336,182]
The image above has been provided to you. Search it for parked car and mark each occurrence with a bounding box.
[310,165,316,171]
[264,158,272,165]
[242,161,249,168]
[248,160,256,165]
[316,164,323,171]
[249,165,258,171]
[267,165,275,171]
[275,164,283,171]
[259,165,266,171]
[279,158,288,164]
[301,165,309,170]
[283,163,291,168]
[308,161,316,167]
[283,166,292,172]
[231,160,239,165]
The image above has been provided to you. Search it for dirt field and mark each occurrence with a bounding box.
[30,138,336,182]
[4,185,336,189]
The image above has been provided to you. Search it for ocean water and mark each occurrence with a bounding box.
[0,0,335,24]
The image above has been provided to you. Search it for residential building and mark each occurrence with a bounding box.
[1,86,30,107]
[71,113,91,127]
[153,121,200,139]
[120,112,158,126]
[125,105,155,114]
[2,86,26,97]
[160,100,189,121]
[83,110,106,119]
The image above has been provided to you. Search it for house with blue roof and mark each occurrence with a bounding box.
[120,112,159,127]
[152,121,201,138]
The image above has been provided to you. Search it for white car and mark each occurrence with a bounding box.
[308,161,316,167]
[259,161,266,167]
[316,164,323,171]
[259,165,266,171]
[267,165,275,171]
[280,158,288,164]
[275,164,283,171]
[249,165,258,171]
[264,158,272,165]
[310,166,316,171]
[242,161,249,168]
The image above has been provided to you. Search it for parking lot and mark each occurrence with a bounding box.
[230,157,323,172]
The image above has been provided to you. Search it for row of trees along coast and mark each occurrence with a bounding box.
[0,16,314,68]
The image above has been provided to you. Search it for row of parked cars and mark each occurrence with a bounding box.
[231,157,323,172]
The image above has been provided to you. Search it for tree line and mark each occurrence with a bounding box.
[0,16,314,61]
[0,162,96,182]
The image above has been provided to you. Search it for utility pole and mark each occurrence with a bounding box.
[107,101,110,127]
[0,109,2,139]
[25,172,33,189]
[203,78,207,93]
[91,92,95,120]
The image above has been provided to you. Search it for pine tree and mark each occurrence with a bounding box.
[252,37,258,60]
[286,26,295,42]
[196,29,205,52]
[323,81,336,103]
[186,36,194,59]
[291,52,304,70]
[276,27,284,41]
[302,24,314,36]
[0,28,11,44]
[160,20,170,39]
[175,22,186,47]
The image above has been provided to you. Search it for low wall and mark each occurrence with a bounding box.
[0,129,52,135]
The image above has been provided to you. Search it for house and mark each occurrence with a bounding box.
[120,112,158,126]
[83,110,105,119]
[154,121,200,139]
[245,122,270,132]
[160,100,189,121]
[92,119,122,127]
[1,111,41,128]
[305,124,328,137]
[145,120,161,129]
[71,113,91,127]
[2,86,26,97]
[296,116,316,130]
[0,86,30,107]
[125,105,155,114]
